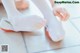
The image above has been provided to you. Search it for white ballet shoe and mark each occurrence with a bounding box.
[32,0,65,42]
[0,0,46,32]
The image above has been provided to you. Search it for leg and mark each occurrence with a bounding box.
[32,0,65,42]
[1,0,46,31]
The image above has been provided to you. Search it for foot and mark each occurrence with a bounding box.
[44,19,65,42]
[45,27,64,42]
[0,15,46,32]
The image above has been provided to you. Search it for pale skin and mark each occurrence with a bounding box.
[0,0,69,20]
[17,0,70,21]
[0,0,69,32]
[15,0,29,10]
[0,0,29,10]
[50,0,70,21]
[16,0,69,41]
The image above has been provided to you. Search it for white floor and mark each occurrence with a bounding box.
[0,0,80,53]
